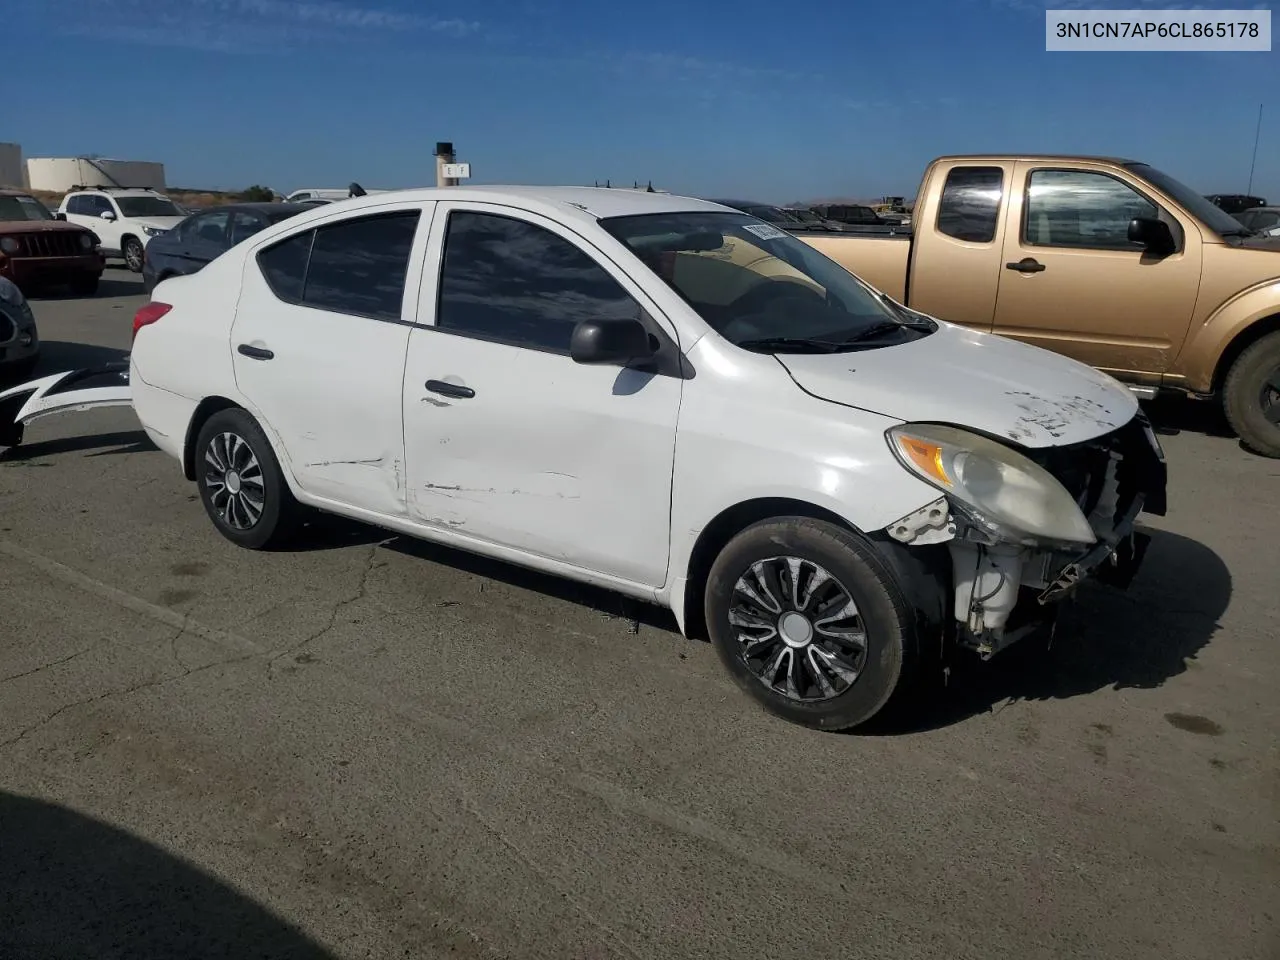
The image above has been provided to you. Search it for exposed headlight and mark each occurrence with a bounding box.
[887,423,1097,547]
[79,232,93,249]
[0,237,18,254]
[142,226,167,237]
[0,277,24,305]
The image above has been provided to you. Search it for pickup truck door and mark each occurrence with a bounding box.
[991,162,1201,383]
[400,202,683,588]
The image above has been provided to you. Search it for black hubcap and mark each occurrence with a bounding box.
[1262,367,1280,425]
[728,556,868,702]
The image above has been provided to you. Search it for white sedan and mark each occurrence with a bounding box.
[3,187,1168,730]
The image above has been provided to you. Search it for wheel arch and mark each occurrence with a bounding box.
[1211,311,1280,394]
[182,396,240,480]
[677,496,949,643]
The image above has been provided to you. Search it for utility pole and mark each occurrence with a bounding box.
[1246,104,1263,196]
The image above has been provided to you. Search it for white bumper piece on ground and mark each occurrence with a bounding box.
[0,363,133,448]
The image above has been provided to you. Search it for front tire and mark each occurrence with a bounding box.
[704,517,921,731]
[122,237,144,273]
[1223,330,1280,458]
[194,408,301,549]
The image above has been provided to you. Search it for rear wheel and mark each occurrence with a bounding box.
[194,407,301,549]
[1223,330,1280,458]
[122,237,144,273]
[704,517,921,731]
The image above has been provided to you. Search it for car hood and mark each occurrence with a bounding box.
[775,321,1138,448]
[133,217,184,230]
[0,220,90,235]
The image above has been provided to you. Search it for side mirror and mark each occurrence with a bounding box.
[1128,217,1175,255]
[570,317,656,366]
[99,210,117,221]
[52,211,67,221]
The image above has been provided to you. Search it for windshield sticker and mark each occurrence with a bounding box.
[742,223,788,242]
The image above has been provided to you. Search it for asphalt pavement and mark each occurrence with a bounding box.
[2,267,1277,960]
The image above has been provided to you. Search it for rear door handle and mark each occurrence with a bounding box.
[425,379,475,399]
[237,343,274,360]
[1006,257,1046,273]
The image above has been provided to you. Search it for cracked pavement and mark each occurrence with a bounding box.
[1,269,1277,960]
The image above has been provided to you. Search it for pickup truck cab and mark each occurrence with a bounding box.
[1,187,1167,731]
[798,155,1280,456]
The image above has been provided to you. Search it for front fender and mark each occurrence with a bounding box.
[1176,278,1280,393]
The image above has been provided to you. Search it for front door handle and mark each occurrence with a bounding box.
[425,379,475,399]
[1005,257,1046,273]
[237,343,274,360]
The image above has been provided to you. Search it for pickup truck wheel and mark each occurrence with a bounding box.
[122,237,144,273]
[1223,330,1280,458]
[194,408,301,549]
[704,517,920,731]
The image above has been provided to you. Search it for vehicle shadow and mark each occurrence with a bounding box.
[28,277,143,300]
[33,339,130,371]
[870,527,1231,735]
[1,429,156,461]
[1141,394,1234,440]
[384,535,680,632]
[0,790,338,959]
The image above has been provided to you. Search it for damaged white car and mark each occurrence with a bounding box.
[0,187,1167,731]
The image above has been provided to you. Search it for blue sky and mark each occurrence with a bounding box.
[6,0,1278,202]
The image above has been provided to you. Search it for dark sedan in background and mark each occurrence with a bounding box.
[142,202,306,293]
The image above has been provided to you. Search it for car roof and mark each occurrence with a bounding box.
[68,187,165,196]
[0,188,39,197]
[193,201,306,215]
[289,185,735,223]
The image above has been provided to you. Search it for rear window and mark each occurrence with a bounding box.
[936,166,1004,243]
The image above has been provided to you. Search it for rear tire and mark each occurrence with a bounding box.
[1222,330,1280,458]
[704,517,922,731]
[194,407,301,549]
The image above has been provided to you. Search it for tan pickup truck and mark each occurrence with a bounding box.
[797,155,1280,457]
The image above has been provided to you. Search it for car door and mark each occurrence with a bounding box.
[401,203,684,588]
[991,163,1202,383]
[229,200,432,516]
[176,210,232,272]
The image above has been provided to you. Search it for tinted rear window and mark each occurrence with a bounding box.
[936,166,1004,243]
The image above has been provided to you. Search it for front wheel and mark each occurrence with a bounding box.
[1222,330,1280,458]
[123,237,144,273]
[194,407,301,549]
[704,517,921,731]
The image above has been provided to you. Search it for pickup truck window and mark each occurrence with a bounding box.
[1129,163,1256,236]
[936,166,1003,243]
[437,211,642,354]
[1024,169,1156,250]
[602,211,918,351]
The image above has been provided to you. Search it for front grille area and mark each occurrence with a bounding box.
[13,231,86,258]
[1025,413,1167,525]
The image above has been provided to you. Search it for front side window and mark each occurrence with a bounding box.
[601,211,925,352]
[437,211,641,353]
[936,166,1004,243]
[230,211,270,246]
[1024,169,1157,249]
[0,195,54,222]
[115,196,183,218]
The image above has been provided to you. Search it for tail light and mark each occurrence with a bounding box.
[132,301,172,342]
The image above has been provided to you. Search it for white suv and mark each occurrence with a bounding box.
[58,188,187,272]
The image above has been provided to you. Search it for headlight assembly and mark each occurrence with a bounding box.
[0,237,18,254]
[142,226,166,237]
[79,232,94,249]
[887,423,1097,547]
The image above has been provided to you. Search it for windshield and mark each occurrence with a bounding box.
[600,211,925,351]
[0,194,55,222]
[115,196,183,218]
[1126,163,1254,236]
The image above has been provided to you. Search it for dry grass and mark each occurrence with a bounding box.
[27,188,248,211]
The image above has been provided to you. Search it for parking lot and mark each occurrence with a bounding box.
[2,267,1277,958]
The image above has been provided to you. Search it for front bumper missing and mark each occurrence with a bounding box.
[1036,497,1150,606]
